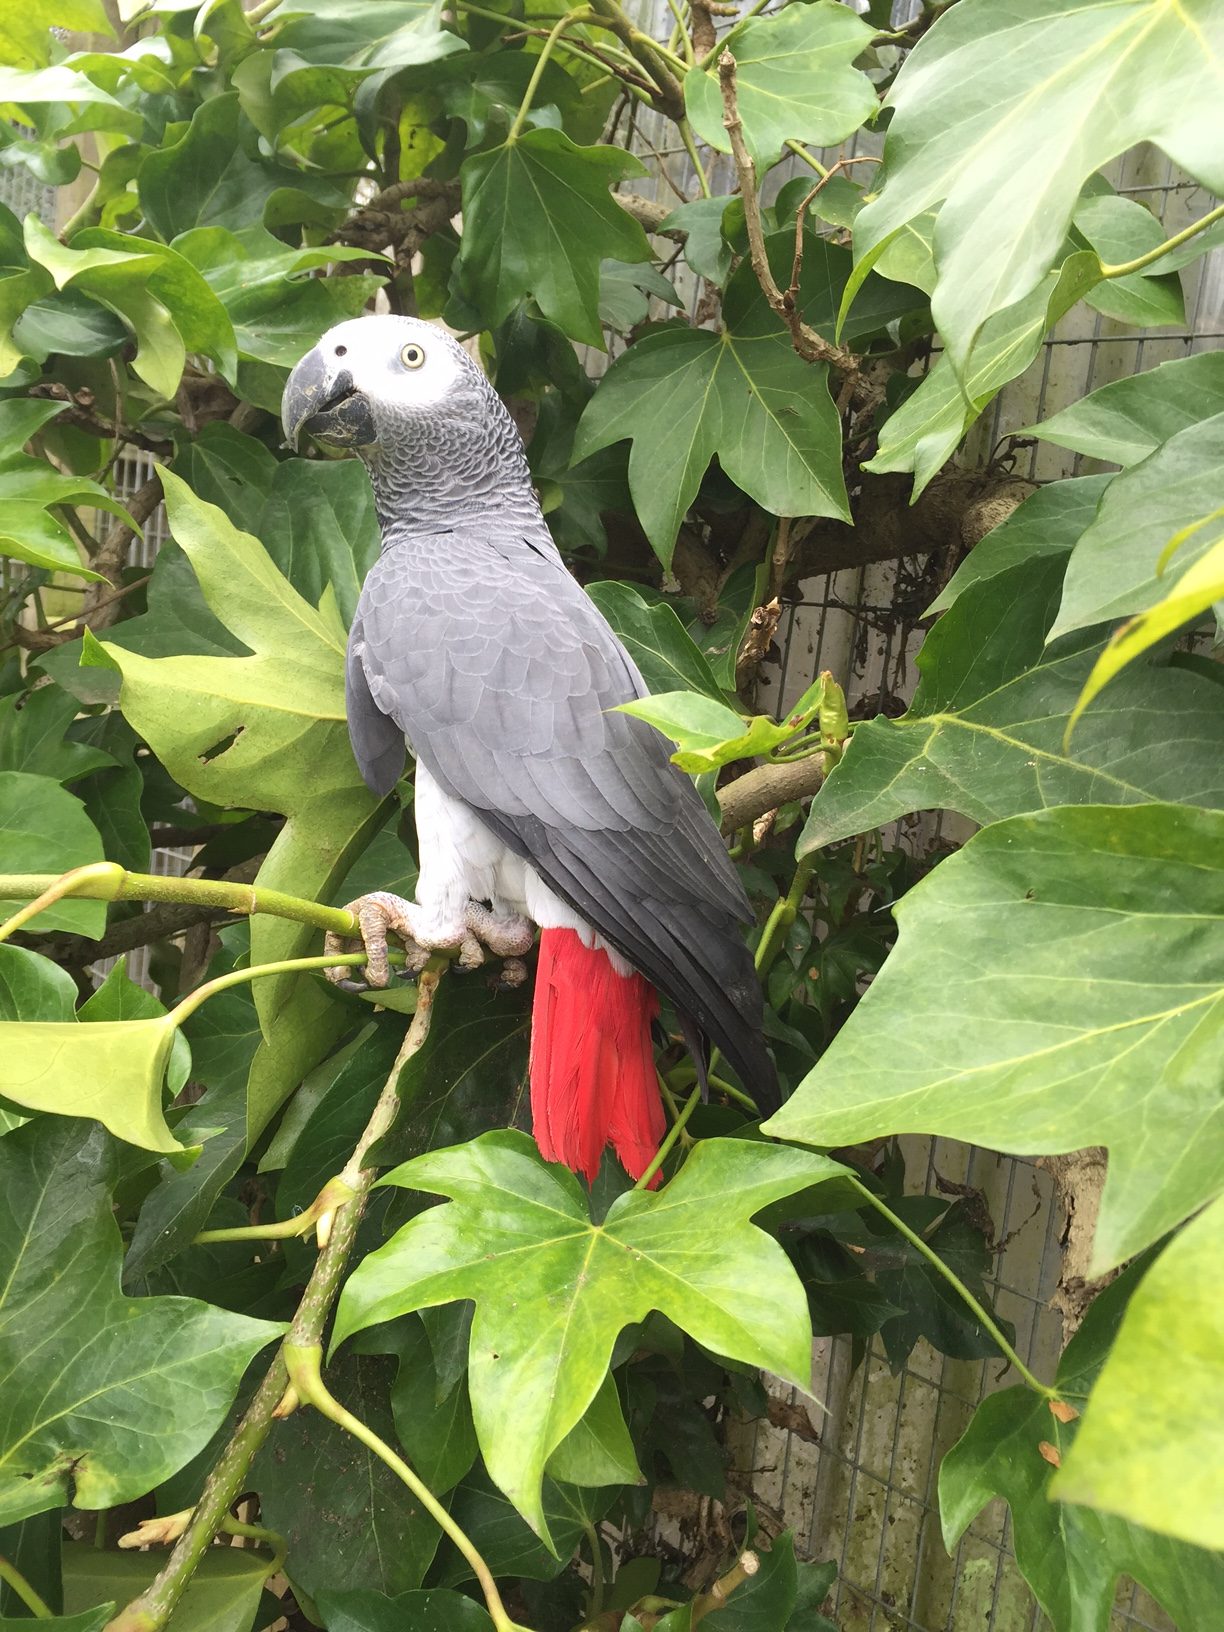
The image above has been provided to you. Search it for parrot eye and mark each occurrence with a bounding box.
[400,342,426,369]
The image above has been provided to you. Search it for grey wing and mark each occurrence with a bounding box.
[350,527,775,1105]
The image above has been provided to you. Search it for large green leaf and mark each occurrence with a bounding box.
[940,1269,1224,1629]
[334,1130,847,1538]
[97,469,383,1046]
[928,476,1111,614]
[1072,189,1185,330]
[799,555,1224,852]
[0,1,110,68]
[317,1588,492,1632]
[864,252,1098,493]
[853,0,1224,376]
[684,3,876,169]
[767,803,1224,1272]
[252,1351,440,1600]
[61,1543,271,1632]
[575,319,848,562]
[0,685,112,784]
[0,1117,281,1523]
[1054,1200,1224,1550]
[1050,412,1224,638]
[1027,350,1224,468]
[0,771,105,936]
[455,129,651,346]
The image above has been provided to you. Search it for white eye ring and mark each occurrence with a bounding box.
[400,342,426,369]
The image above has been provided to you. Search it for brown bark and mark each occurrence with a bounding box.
[1039,1148,1118,1336]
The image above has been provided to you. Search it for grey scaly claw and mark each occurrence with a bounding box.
[325,892,533,989]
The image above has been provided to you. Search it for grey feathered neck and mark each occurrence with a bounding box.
[360,363,541,540]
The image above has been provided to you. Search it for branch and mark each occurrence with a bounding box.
[84,475,164,630]
[718,52,859,375]
[104,973,444,1632]
[716,754,826,833]
[615,191,685,237]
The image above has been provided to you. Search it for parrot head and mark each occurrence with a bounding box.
[281,315,490,453]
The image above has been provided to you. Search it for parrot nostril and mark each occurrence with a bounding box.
[335,345,347,357]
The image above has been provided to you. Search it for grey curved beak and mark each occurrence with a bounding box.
[282,347,375,451]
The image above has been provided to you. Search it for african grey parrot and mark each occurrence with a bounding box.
[282,315,776,1183]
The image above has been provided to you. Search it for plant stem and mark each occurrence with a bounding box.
[103,973,444,1632]
[635,1083,701,1189]
[664,0,694,63]
[784,138,830,178]
[846,1177,1058,1399]
[194,1176,354,1247]
[700,0,774,65]
[0,1555,52,1619]
[508,9,589,141]
[1099,199,1224,279]
[754,856,814,977]
[0,863,361,946]
[583,1519,606,1614]
[165,951,409,1027]
[679,118,711,196]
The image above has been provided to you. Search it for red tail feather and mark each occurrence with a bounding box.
[530,928,664,1186]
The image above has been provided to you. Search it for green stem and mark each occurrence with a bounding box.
[508,9,590,141]
[0,863,361,946]
[1099,199,1224,279]
[0,1555,52,1619]
[583,1520,606,1615]
[846,1176,1057,1399]
[664,0,694,63]
[165,951,407,1027]
[284,1343,525,1632]
[247,0,285,24]
[193,1177,354,1246]
[784,138,830,178]
[679,119,711,197]
[754,857,814,977]
[104,976,444,1632]
[634,1083,701,1189]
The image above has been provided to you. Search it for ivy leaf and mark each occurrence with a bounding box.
[0,1614,110,1632]
[0,1,111,69]
[316,1588,492,1632]
[1027,351,1224,469]
[684,3,876,169]
[124,1082,247,1281]
[940,1269,1224,1627]
[0,771,105,936]
[662,196,736,287]
[61,1542,272,1632]
[853,0,1224,376]
[253,1351,440,1601]
[0,1117,281,1523]
[585,583,727,703]
[800,555,1224,853]
[1071,186,1186,330]
[864,252,1099,494]
[0,685,113,783]
[97,469,382,1053]
[767,803,1224,1272]
[928,476,1111,614]
[575,321,848,563]
[617,690,819,773]
[455,129,651,346]
[1050,412,1224,639]
[1054,1200,1224,1551]
[435,1469,613,1585]
[546,1374,641,1488]
[334,1130,847,1538]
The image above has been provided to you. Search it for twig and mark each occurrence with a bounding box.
[787,155,882,303]
[718,54,859,375]
[103,975,445,1632]
[716,755,826,834]
[83,475,163,631]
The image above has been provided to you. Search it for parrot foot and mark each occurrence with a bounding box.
[489,956,529,991]
[324,895,536,990]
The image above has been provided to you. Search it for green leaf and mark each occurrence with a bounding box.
[684,3,876,169]
[662,196,736,287]
[456,129,650,346]
[585,582,727,703]
[800,555,1224,853]
[1073,189,1185,329]
[98,469,382,1055]
[1054,1199,1224,1551]
[928,476,1111,614]
[384,1320,478,1495]
[0,1117,281,1523]
[1050,412,1224,638]
[124,1082,247,1280]
[940,1269,1224,1629]
[1070,531,1224,731]
[0,502,104,579]
[864,251,1099,494]
[253,1351,440,1600]
[617,690,820,774]
[0,686,113,783]
[0,1614,110,1632]
[435,1469,612,1585]
[61,1542,271,1632]
[0,1,111,69]
[334,1130,846,1538]
[0,945,76,1021]
[1026,350,1224,469]
[853,0,1224,375]
[767,803,1224,1272]
[0,771,105,935]
[599,258,680,334]
[316,1587,493,1632]
[546,1374,641,1488]
[703,1529,801,1631]
[575,322,848,563]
